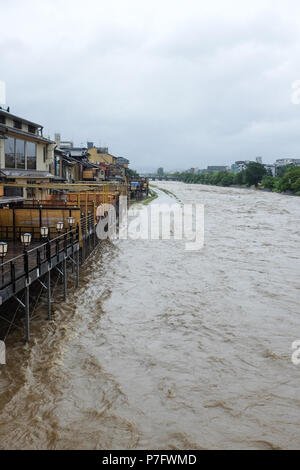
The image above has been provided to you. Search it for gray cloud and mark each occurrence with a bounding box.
[1,0,300,171]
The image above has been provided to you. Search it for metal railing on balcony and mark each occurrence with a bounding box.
[0,226,79,291]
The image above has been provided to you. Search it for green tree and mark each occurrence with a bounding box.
[276,165,294,178]
[126,168,140,178]
[261,175,277,190]
[278,167,300,193]
[219,172,235,186]
[234,170,246,185]
[244,162,267,187]
[157,167,164,178]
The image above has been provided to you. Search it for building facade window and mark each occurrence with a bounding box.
[28,125,37,134]
[13,120,22,129]
[5,137,38,170]
[15,139,25,169]
[4,185,23,197]
[55,155,60,176]
[27,142,37,169]
[4,137,15,168]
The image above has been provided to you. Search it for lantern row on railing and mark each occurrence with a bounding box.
[0,217,76,260]
[0,241,8,260]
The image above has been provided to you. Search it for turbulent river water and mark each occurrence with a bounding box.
[0,181,300,450]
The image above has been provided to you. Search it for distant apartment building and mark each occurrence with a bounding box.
[0,108,55,200]
[275,158,300,167]
[264,164,276,176]
[206,165,228,173]
[231,158,276,176]
[255,156,276,176]
[58,139,74,150]
[231,161,250,173]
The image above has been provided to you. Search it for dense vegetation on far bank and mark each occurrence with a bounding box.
[170,163,300,195]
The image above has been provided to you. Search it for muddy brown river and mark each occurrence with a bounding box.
[0,181,299,450]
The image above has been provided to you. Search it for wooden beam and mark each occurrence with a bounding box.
[0,182,122,191]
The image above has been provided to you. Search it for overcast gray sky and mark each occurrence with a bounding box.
[1,0,300,171]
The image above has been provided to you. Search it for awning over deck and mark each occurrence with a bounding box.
[0,169,54,179]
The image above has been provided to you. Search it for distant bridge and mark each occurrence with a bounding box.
[140,174,170,181]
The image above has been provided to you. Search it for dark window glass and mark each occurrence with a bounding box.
[0,115,5,124]
[28,125,36,134]
[43,146,46,163]
[5,137,15,168]
[55,155,60,176]
[16,139,25,169]
[13,120,22,129]
[27,142,36,169]
[4,186,23,197]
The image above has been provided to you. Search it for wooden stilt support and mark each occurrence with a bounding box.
[63,257,67,301]
[76,249,79,288]
[25,285,30,342]
[47,269,51,320]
